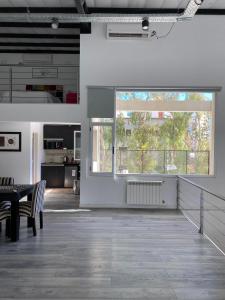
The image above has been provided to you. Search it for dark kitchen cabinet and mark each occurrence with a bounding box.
[41,166,65,188]
[43,125,81,149]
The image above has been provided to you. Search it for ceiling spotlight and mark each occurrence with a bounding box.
[51,18,59,30]
[194,0,204,5]
[142,18,149,31]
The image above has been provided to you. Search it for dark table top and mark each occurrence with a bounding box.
[0,184,34,202]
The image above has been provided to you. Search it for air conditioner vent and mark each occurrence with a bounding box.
[108,32,149,39]
[107,24,150,40]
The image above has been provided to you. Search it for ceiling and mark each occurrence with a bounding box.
[86,0,225,9]
[0,0,223,54]
[0,0,225,9]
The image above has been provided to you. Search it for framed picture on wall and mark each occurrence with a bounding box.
[0,132,21,152]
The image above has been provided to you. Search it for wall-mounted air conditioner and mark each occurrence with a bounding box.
[107,23,150,40]
[22,54,53,65]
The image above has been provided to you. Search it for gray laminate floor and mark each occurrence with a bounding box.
[0,209,225,299]
[44,188,80,211]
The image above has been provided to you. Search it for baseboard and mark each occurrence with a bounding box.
[80,203,176,209]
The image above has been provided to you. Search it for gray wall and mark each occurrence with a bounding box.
[80,16,225,208]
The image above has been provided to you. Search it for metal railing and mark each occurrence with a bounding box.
[0,65,79,104]
[177,176,225,253]
[117,149,210,175]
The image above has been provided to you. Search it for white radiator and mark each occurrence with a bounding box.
[126,180,163,206]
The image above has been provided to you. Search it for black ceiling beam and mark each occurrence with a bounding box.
[0,6,224,15]
[80,22,91,34]
[74,0,85,14]
[88,7,225,15]
[0,33,80,39]
[0,7,78,13]
[0,50,79,54]
[197,9,225,15]
[0,22,80,28]
[74,1,92,34]
[2,6,225,15]
[0,6,91,33]
[0,42,80,48]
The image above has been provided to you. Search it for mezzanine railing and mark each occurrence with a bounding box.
[177,176,225,253]
[117,149,210,175]
[0,65,79,104]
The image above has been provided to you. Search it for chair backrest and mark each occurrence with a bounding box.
[0,177,14,186]
[31,180,46,217]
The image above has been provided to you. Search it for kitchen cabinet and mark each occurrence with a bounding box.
[41,165,65,188]
[44,125,81,149]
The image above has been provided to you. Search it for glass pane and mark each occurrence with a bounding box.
[165,151,187,174]
[187,151,209,175]
[116,149,165,174]
[74,131,81,160]
[116,90,214,175]
[92,125,112,173]
[75,132,81,148]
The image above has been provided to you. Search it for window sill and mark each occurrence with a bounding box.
[115,173,216,178]
[90,172,113,177]
[88,173,216,179]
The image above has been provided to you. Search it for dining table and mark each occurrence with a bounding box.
[0,184,34,242]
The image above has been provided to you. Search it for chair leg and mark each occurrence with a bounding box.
[39,211,43,229]
[0,221,2,233]
[32,218,37,236]
[5,218,11,238]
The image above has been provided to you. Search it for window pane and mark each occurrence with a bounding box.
[92,125,113,173]
[116,91,214,175]
[91,118,114,123]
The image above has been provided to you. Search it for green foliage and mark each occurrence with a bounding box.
[160,112,192,150]
[115,92,212,174]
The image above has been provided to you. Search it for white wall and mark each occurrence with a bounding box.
[80,16,225,208]
[30,122,44,182]
[0,122,32,184]
[0,104,82,123]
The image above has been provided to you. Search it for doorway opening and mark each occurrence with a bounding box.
[31,122,81,211]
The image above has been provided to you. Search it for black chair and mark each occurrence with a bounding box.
[0,177,14,235]
[0,208,11,237]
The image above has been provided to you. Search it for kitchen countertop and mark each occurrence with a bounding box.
[41,162,80,167]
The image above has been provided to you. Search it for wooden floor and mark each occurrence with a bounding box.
[44,188,80,211]
[1,209,225,299]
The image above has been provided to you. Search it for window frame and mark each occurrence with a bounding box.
[89,120,115,176]
[89,87,219,177]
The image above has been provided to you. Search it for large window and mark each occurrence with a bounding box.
[116,90,215,175]
[90,89,215,176]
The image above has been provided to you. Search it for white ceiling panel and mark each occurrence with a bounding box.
[0,0,76,7]
[59,0,76,7]
[161,0,186,9]
[0,0,224,9]
[201,0,225,9]
[112,0,129,8]
[85,0,225,9]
